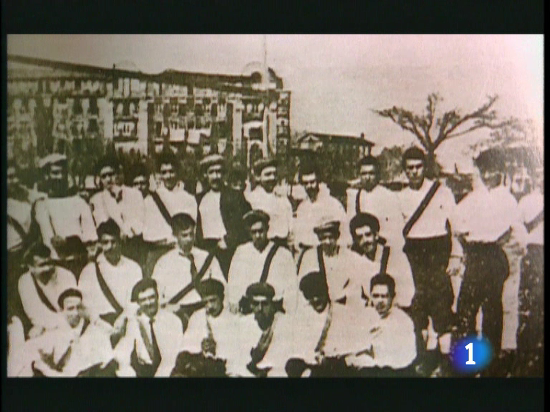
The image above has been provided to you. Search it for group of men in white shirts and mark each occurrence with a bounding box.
[7,144,543,377]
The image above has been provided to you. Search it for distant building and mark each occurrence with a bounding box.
[7,55,291,168]
[295,131,374,159]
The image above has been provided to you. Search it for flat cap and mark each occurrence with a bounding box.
[39,153,67,169]
[349,212,380,235]
[196,278,225,298]
[243,209,270,227]
[299,271,328,299]
[245,282,276,301]
[199,154,224,170]
[313,215,340,234]
[254,157,277,175]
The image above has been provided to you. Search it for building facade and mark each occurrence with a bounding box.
[7,55,291,168]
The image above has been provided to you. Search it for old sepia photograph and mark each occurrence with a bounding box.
[6,35,543,378]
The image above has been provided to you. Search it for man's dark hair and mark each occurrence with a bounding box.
[197,278,225,299]
[95,155,120,177]
[131,278,158,302]
[156,152,179,172]
[349,213,380,237]
[129,162,150,181]
[228,162,247,184]
[58,288,83,309]
[402,147,426,169]
[171,213,196,233]
[358,155,380,172]
[475,149,505,173]
[370,273,396,297]
[299,159,320,181]
[24,242,52,265]
[299,271,329,300]
[97,219,121,239]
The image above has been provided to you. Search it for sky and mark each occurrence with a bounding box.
[8,35,544,155]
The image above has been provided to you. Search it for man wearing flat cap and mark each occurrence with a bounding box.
[226,210,298,316]
[226,282,292,377]
[33,153,98,277]
[246,157,294,247]
[152,212,226,332]
[297,215,365,309]
[195,155,251,276]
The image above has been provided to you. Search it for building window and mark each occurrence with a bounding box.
[211,103,218,117]
[155,122,162,136]
[195,104,204,116]
[179,104,186,116]
[89,98,99,115]
[88,118,99,133]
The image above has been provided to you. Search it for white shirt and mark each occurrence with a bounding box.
[7,198,32,251]
[246,186,293,240]
[34,196,98,257]
[90,186,144,237]
[152,247,226,307]
[347,306,416,369]
[398,179,456,239]
[18,267,77,331]
[290,301,332,364]
[21,318,114,377]
[199,190,227,240]
[454,185,526,246]
[78,254,142,320]
[519,189,544,246]
[114,309,184,377]
[347,185,405,244]
[294,190,350,249]
[226,241,299,314]
[143,182,198,243]
[298,246,365,308]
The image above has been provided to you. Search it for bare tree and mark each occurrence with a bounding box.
[373,93,516,175]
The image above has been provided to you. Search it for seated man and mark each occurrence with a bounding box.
[18,243,77,338]
[171,279,237,377]
[345,273,417,377]
[21,288,116,377]
[226,282,290,377]
[114,278,184,377]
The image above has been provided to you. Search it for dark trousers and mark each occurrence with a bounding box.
[517,244,544,376]
[143,243,174,278]
[457,243,509,353]
[404,235,453,336]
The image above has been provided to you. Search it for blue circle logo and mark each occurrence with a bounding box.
[450,336,493,375]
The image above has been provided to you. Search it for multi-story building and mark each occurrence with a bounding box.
[7,54,291,168]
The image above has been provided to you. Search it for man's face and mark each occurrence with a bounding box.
[249,221,269,251]
[359,164,378,191]
[206,164,223,191]
[260,166,277,193]
[99,166,117,192]
[100,233,121,264]
[160,163,177,190]
[307,292,329,313]
[480,168,501,190]
[404,159,425,187]
[132,175,149,198]
[204,294,224,317]
[251,296,275,330]
[511,168,530,198]
[137,288,159,319]
[30,255,55,279]
[230,178,246,192]
[63,296,84,328]
[301,172,319,201]
[371,284,393,318]
[353,225,378,257]
[7,166,21,197]
[317,230,339,256]
[48,164,68,195]
[175,226,195,254]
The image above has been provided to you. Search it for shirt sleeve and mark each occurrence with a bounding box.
[113,318,137,376]
[151,256,171,306]
[18,275,64,330]
[34,200,55,250]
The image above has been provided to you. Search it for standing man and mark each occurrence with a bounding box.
[226,210,298,315]
[246,158,294,247]
[142,152,198,277]
[78,219,142,328]
[517,165,544,376]
[90,156,144,263]
[18,243,77,338]
[349,213,415,309]
[152,213,226,331]
[196,155,251,276]
[397,146,458,376]
[114,278,185,377]
[33,154,98,277]
[294,161,350,254]
[453,149,527,376]
[297,216,365,309]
